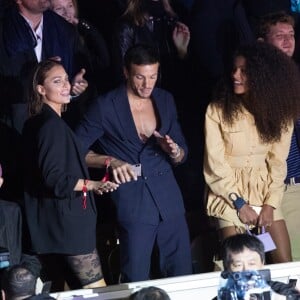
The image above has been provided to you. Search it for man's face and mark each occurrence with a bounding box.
[265,22,295,57]
[124,63,159,99]
[227,247,264,272]
[16,0,50,14]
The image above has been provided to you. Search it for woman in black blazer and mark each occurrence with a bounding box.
[22,59,118,289]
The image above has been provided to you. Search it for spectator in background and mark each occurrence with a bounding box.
[257,11,295,57]
[204,42,300,264]
[220,234,300,298]
[1,265,54,300]
[257,11,300,262]
[49,0,111,93]
[129,286,171,300]
[189,0,255,98]
[1,265,37,300]
[111,0,190,92]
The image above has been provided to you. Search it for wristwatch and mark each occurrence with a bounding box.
[229,192,246,210]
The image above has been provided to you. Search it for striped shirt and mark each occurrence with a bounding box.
[286,130,300,180]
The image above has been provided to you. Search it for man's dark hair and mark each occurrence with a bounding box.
[257,11,295,39]
[129,286,171,300]
[1,265,37,300]
[124,44,160,71]
[221,234,265,271]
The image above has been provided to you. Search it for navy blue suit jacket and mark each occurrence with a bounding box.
[76,85,187,224]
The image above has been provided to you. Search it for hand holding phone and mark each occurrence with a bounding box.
[131,164,142,177]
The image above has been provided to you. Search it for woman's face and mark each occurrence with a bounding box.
[232,56,248,95]
[37,65,71,113]
[50,0,77,24]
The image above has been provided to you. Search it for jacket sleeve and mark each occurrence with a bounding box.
[75,96,104,154]
[264,124,293,208]
[37,118,79,199]
[203,103,240,204]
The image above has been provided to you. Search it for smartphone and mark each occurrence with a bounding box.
[131,164,142,177]
[0,164,2,177]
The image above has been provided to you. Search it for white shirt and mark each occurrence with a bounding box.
[20,14,44,62]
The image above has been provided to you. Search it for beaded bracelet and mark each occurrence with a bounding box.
[82,179,88,209]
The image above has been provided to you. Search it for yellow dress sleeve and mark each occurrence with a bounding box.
[203,103,239,205]
[264,123,293,208]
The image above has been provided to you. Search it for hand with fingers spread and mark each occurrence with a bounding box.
[110,158,137,184]
[153,130,182,160]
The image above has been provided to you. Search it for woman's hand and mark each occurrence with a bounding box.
[257,204,274,228]
[92,180,119,195]
[238,204,259,226]
[172,22,190,59]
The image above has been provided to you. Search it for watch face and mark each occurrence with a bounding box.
[229,192,238,201]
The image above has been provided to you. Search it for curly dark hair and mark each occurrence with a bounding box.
[213,42,300,143]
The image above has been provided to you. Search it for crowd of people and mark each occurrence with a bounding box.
[1,0,300,297]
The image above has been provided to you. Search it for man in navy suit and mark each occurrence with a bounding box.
[76,44,192,283]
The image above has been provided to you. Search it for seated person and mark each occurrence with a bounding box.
[129,286,170,300]
[1,265,53,300]
[220,234,300,297]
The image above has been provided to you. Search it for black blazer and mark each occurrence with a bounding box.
[22,105,97,255]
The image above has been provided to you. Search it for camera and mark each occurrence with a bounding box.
[218,270,271,300]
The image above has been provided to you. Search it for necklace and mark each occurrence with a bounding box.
[131,99,145,112]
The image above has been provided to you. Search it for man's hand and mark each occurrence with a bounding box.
[238,204,259,226]
[71,68,88,96]
[153,130,184,161]
[172,22,190,59]
[110,158,138,184]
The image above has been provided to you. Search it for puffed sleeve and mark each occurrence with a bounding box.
[203,103,239,204]
[264,123,293,208]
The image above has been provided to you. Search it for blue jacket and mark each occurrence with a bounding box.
[76,85,188,224]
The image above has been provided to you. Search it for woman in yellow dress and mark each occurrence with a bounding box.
[204,42,300,263]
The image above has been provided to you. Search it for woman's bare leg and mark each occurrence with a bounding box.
[267,220,292,263]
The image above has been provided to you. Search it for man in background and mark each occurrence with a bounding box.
[257,11,300,262]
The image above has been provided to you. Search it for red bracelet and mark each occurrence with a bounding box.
[101,157,112,182]
[82,179,88,209]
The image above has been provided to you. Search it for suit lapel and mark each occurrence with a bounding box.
[152,88,167,134]
[112,85,143,143]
